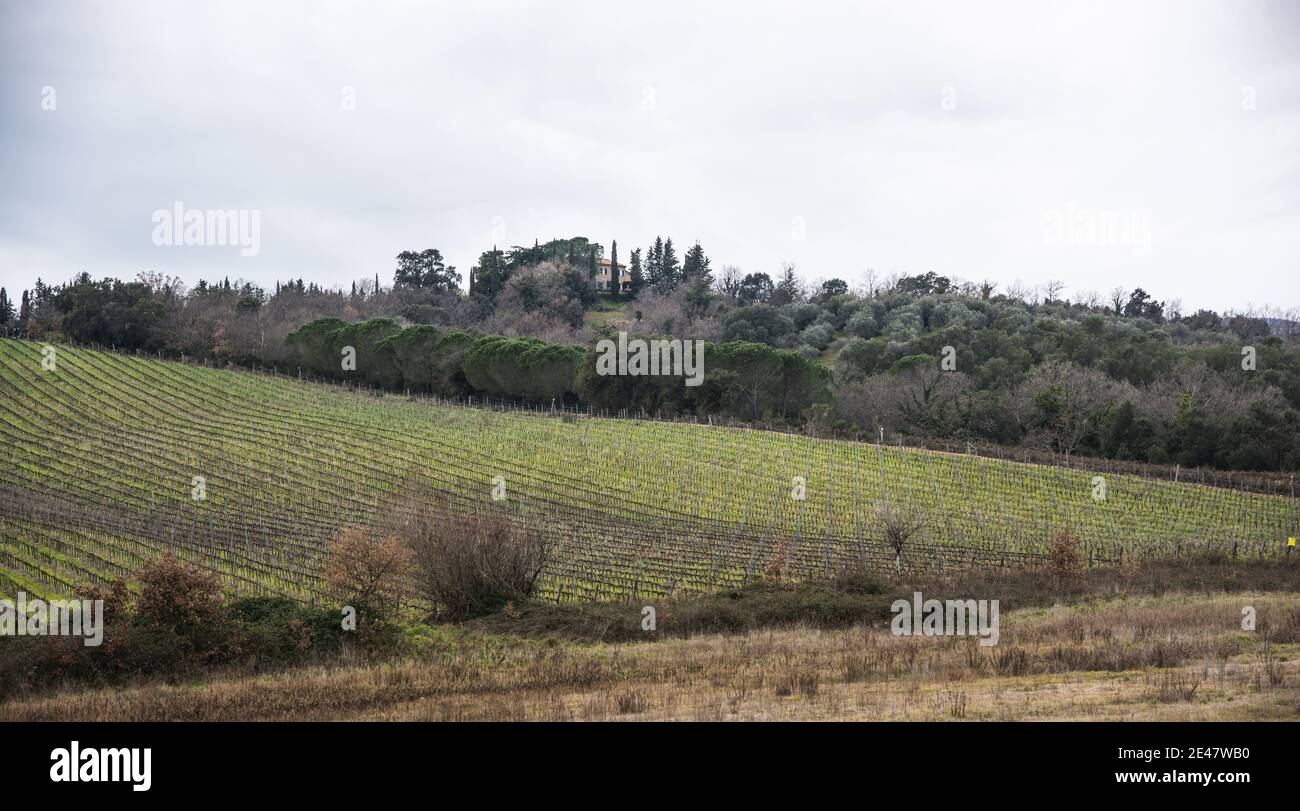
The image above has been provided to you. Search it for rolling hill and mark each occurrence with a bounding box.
[0,339,1295,603]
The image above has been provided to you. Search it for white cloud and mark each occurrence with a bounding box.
[1,0,1297,311]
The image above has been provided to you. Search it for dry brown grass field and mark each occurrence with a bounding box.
[3,591,1296,722]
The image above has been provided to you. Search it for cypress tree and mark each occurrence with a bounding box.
[609,240,620,300]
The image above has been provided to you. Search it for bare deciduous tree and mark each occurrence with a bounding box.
[399,504,550,620]
[877,503,926,573]
[1109,286,1128,315]
[1011,360,1123,457]
[716,264,742,299]
[1004,279,1030,302]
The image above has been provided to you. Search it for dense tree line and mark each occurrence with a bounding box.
[574,340,830,421]
[282,315,829,420]
[5,240,1297,470]
[805,277,1300,471]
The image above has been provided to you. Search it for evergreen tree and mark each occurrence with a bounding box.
[505,240,545,272]
[394,249,459,291]
[33,278,51,311]
[19,290,31,323]
[656,237,680,294]
[1123,288,1165,321]
[608,240,620,300]
[770,263,801,306]
[470,246,508,300]
[736,272,775,304]
[628,248,644,297]
[681,241,711,283]
[0,288,12,330]
[684,275,713,318]
[646,237,664,291]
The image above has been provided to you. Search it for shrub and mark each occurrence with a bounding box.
[0,560,362,699]
[400,506,549,620]
[798,322,835,351]
[763,537,790,582]
[834,564,888,595]
[322,527,413,623]
[1046,529,1085,582]
[227,597,342,663]
[73,577,131,649]
[134,554,230,664]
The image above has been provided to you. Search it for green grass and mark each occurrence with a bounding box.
[0,339,1295,603]
[587,295,628,312]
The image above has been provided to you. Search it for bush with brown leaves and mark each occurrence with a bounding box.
[134,554,230,663]
[322,527,413,623]
[1046,529,1085,583]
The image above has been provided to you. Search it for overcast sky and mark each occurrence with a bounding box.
[2,0,1298,313]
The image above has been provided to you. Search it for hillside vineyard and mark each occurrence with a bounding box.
[0,339,1295,603]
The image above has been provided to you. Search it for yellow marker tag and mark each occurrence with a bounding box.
[1289,537,1297,548]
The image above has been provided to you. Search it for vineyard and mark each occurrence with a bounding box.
[0,339,1295,605]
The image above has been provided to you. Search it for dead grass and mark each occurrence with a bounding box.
[2,591,1296,722]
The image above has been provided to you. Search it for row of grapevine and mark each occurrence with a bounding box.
[1,340,1295,602]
